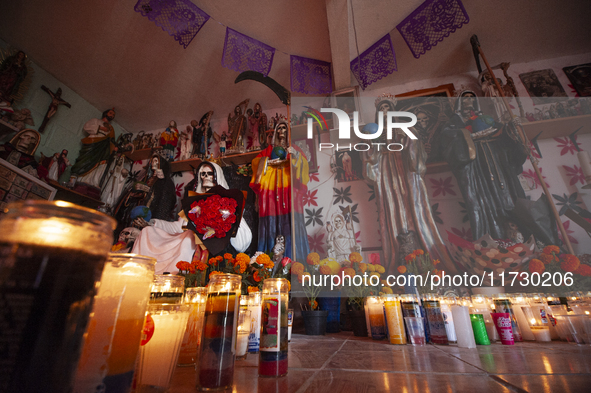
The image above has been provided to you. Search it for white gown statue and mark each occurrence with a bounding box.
[132,161,252,274]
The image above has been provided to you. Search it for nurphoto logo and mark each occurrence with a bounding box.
[307,108,418,152]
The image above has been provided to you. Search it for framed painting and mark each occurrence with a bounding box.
[331,86,361,124]
[563,63,591,97]
[335,150,363,183]
[519,69,568,104]
[293,137,318,173]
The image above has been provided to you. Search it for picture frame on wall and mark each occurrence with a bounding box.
[563,63,591,97]
[395,83,455,163]
[293,137,318,173]
[519,69,568,104]
[335,149,363,183]
[331,86,361,124]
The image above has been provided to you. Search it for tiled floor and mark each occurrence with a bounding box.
[169,332,591,392]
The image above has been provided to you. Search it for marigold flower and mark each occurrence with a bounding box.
[366,263,376,272]
[196,262,208,271]
[247,286,259,293]
[542,245,560,255]
[253,270,262,282]
[575,263,591,276]
[414,249,425,256]
[187,264,196,274]
[341,267,356,278]
[291,262,305,276]
[433,259,441,266]
[306,252,321,265]
[256,253,272,268]
[432,269,442,277]
[235,253,250,267]
[309,300,318,310]
[560,254,580,272]
[236,260,247,274]
[208,257,218,266]
[539,253,557,265]
[224,253,233,261]
[349,252,363,264]
[298,272,312,283]
[382,287,393,294]
[397,265,407,274]
[405,254,416,263]
[370,272,381,279]
[357,262,367,273]
[375,265,385,274]
[319,265,332,275]
[176,261,191,271]
[528,259,545,274]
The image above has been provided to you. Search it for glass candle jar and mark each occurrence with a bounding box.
[259,278,289,377]
[150,273,185,304]
[178,287,208,366]
[236,309,252,360]
[196,273,242,390]
[248,292,262,354]
[0,200,115,393]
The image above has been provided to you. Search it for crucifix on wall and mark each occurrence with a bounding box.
[38,85,71,133]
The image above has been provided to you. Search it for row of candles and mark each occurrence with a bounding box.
[362,292,591,347]
[73,254,292,393]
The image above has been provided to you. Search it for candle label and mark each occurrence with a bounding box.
[140,313,155,346]
[248,305,261,352]
[539,308,548,324]
[260,296,280,351]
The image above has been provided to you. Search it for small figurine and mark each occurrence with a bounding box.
[0,50,28,106]
[38,85,71,133]
[159,121,179,161]
[194,112,213,159]
[219,131,227,156]
[111,227,141,253]
[133,131,145,150]
[178,125,193,161]
[228,99,249,153]
[271,234,286,276]
[38,149,70,182]
[248,102,267,151]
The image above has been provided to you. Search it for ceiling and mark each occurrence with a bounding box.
[0,0,590,132]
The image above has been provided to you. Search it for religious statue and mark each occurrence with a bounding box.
[250,118,310,260]
[248,102,267,151]
[192,111,213,159]
[114,153,176,234]
[0,128,40,176]
[38,85,71,133]
[160,121,179,161]
[228,99,249,152]
[70,108,117,189]
[326,209,360,264]
[362,94,457,275]
[178,125,193,161]
[440,90,529,241]
[132,161,252,273]
[100,154,129,211]
[111,227,141,253]
[37,149,70,182]
[0,50,28,106]
[219,131,227,156]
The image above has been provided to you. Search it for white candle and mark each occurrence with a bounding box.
[451,305,476,348]
[236,331,249,358]
[440,302,457,343]
[531,326,552,342]
[136,305,190,390]
[512,302,535,340]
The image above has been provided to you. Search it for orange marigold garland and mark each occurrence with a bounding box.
[256,253,274,269]
[291,262,305,276]
[397,265,407,274]
[349,252,363,264]
[539,253,557,265]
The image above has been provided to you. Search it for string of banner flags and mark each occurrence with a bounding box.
[134,0,469,94]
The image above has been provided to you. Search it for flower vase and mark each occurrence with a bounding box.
[318,294,341,333]
[301,310,328,336]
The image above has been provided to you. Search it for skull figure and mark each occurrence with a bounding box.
[274,121,288,149]
[15,130,39,154]
[118,227,140,245]
[198,163,217,192]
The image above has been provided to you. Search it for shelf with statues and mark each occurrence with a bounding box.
[169,150,261,173]
[123,146,162,162]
